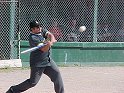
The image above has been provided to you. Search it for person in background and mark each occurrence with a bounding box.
[49,20,63,41]
[67,19,78,42]
[97,23,111,42]
[118,24,124,42]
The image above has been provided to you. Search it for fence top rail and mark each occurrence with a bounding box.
[0,1,18,3]
[20,40,124,48]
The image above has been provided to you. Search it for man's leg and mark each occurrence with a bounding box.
[44,61,64,93]
[6,67,45,93]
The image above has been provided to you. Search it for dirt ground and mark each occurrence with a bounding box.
[0,67,124,93]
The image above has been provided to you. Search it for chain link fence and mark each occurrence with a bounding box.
[0,0,19,60]
[20,0,124,42]
[1,0,124,60]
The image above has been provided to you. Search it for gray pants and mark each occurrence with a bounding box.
[11,62,64,93]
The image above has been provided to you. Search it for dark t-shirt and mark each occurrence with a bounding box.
[29,29,52,67]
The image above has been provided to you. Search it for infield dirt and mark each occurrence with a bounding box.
[0,67,124,93]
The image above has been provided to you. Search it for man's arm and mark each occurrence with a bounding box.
[46,32,57,46]
[39,32,57,52]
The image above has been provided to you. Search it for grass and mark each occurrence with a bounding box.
[0,62,124,73]
[0,66,30,73]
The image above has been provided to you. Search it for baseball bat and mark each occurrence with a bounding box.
[21,43,47,54]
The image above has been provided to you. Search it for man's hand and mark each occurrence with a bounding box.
[39,31,57,52]
[47,32,57,45]
[39,40,56,52]
[39,42,50,52]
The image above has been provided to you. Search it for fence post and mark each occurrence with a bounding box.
[93,0,98,42]
[9,0,16,59]
[17,0,21,59]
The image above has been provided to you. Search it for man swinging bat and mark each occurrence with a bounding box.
[6,20,64,93]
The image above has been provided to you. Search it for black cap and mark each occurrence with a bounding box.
[29,21,41,28]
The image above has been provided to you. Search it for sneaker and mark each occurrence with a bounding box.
[6,87,14,93]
